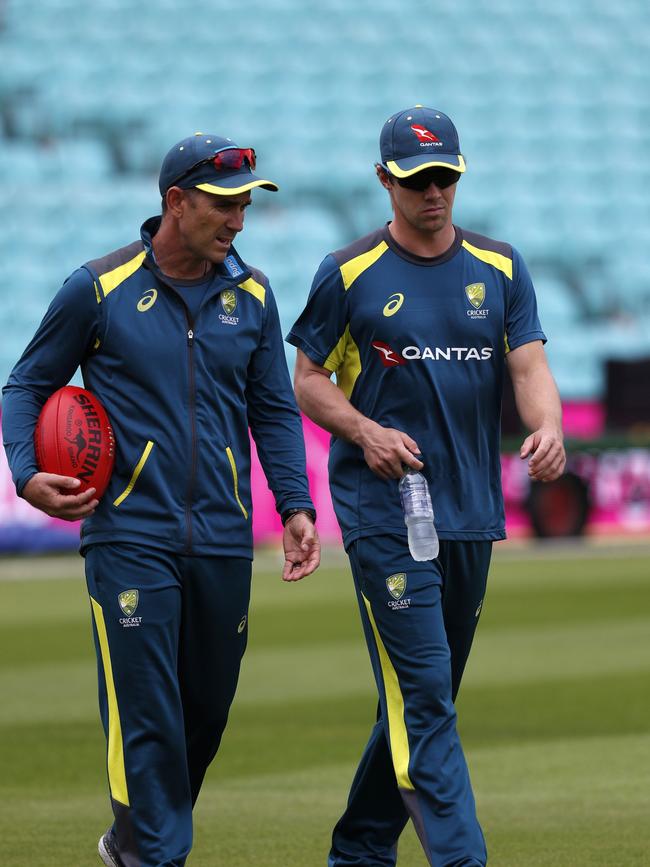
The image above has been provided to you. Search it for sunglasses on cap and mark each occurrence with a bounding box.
[170,148,257,187]
[394,167,461,191]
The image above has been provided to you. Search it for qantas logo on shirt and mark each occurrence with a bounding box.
[411,124,441,143]
[372,342,494,364]
[371,341,406,367]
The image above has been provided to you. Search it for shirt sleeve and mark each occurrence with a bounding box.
[1,267,101,494]
[285,254,350,370]
[245,283,315,516]
[504,247,547,354]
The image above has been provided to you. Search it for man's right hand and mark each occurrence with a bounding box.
[22,473,99,521]
[357,418,424,480]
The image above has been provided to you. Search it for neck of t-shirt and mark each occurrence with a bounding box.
[383,223,462,266]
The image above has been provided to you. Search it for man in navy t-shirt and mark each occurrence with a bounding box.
[287,106,565,867]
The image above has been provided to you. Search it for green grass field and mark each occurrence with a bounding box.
[1,543,649,866]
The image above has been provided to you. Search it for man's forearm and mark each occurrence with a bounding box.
[293,351,424,479]
[511,362,562,434]
[294,369,371,446]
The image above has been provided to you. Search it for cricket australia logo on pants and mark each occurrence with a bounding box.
[386,573,411,610]
[118,589,142,627]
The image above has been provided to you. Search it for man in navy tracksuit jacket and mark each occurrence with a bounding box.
[2,133,320,867]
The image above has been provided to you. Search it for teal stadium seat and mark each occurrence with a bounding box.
[1,0,650,398]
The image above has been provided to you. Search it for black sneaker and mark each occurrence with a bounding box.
[98,830,124,867]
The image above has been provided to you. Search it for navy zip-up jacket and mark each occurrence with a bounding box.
[2,217,314,557]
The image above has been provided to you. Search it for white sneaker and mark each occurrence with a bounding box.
[98,830,123,867]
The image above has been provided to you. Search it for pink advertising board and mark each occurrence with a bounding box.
[1,406,649,552]
[0,411,341,551]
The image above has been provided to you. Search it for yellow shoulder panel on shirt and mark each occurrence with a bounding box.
[99,251,146,298]
[239,276,266,306]
[324,324,362,400]
[339,241,389,291]
[462,239,512,280]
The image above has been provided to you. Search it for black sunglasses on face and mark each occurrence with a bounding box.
[395,167,461,191]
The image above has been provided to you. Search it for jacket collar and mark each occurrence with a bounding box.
[140,216,251,285]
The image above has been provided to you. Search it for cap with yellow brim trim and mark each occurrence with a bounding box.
[159,132,278,196]
[380,106,466,178]
[189,169,278,195]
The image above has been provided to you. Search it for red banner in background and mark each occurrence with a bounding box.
[1,408,649,553]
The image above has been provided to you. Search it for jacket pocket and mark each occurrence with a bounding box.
[225,446,249,519]
[113,441,155,507]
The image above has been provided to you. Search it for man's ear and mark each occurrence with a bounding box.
[375,164,392,191]
[164,186,187,217]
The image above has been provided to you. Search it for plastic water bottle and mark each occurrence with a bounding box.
[398,469,439,561]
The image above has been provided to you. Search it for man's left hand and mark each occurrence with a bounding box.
[520,427,566,482]
[282,513,321,582]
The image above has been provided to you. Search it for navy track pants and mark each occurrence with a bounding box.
[329,534,491,867]
[85,543,252,867]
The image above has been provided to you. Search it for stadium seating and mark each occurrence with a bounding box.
[1,0,649,401]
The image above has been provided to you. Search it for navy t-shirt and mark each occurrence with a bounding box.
[287,224,546,547]
[166,271,214,322]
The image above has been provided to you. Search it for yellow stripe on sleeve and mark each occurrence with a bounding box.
[361,592,414,791]
[90,596,130,806]
[461,239,512,279]
[323,325,362,400]
[99,252,146,298]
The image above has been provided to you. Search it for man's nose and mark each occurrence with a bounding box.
[227,210,245,232]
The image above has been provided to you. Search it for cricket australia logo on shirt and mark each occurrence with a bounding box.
[465,283,489,318]
[219,289,239,326]
[118,589,142,627]
[386,573,411,610]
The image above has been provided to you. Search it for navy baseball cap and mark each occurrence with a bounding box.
[379,106,466,178]
[159,132,279,196]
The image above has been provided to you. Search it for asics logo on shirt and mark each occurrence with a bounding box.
[383,293,405,317]
[137,289,158,312]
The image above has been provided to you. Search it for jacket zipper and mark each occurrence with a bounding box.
[186,320,197,552]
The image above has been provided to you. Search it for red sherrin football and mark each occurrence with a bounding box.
[34,386,115,498]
